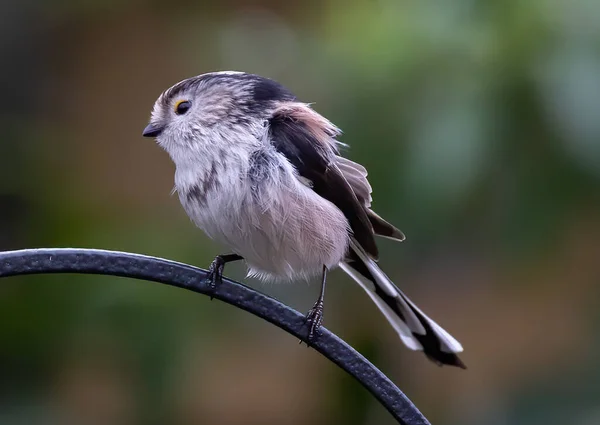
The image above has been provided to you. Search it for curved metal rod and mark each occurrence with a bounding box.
[0,248,430,425]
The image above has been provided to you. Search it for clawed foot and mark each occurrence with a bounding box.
[201,254,243,300]
[300,265,328,346]
[303,300,324,345]
[202,256,226,299]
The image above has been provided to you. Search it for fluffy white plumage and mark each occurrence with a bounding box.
[173,124,351,281]
[143,71,466,368]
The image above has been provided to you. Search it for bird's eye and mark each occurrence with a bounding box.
[174,100,191,115]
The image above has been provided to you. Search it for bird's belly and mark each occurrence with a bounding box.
[185,184,350,282]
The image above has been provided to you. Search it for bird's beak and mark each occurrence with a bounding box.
[142,122,164,138]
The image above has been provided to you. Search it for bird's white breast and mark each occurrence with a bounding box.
[176,149,350,282]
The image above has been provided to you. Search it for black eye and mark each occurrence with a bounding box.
[175,100,191,115]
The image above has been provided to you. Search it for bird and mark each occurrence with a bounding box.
[142,71,465,368]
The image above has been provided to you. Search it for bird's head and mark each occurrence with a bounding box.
[142,71,296,162]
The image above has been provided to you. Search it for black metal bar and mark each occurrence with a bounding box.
[0,248,430,425]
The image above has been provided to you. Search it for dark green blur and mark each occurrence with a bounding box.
[0,1,599,424]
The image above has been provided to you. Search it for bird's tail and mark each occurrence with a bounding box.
[340,239,466,368]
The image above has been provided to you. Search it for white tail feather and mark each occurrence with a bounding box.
[339,263,423,351]
[399,294,464,353]
[344,239,464,355]
[349,240,426,335]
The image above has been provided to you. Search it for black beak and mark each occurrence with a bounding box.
[142,123,164,138]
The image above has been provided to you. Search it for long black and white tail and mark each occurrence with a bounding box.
[341,239,465,368]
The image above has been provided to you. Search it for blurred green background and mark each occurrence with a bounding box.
[1,0,599,424]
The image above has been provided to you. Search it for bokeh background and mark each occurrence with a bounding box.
[1,0,599,424]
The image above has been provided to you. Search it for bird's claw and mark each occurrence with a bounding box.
[302,300,324,346]
[202,257,225,299]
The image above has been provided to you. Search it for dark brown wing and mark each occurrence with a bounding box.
[268,102,379,259]
[336,156,405,242]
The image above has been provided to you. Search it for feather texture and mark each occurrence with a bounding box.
[344,240,465,368]
[146,72,464,367]
[266,101,461,366]
[268,102,379,259]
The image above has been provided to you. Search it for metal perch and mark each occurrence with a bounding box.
[0,248,430,425]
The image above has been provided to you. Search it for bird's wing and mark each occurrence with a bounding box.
[335,156,372,207]
[335,156,405,242]
[268,102,405,249]
[267,102,379,259]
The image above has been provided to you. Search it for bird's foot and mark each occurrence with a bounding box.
[202,256,226,299]
[303,300,324,345]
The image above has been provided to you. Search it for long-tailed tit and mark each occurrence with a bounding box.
[142,71,465,368]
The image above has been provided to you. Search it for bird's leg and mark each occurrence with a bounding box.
[304,265,328,343]
[203,253,243,297]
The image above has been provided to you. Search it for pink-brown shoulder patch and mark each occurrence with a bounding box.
[272,102,341,151]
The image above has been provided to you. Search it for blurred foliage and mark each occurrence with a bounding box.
[0,0,599,424]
